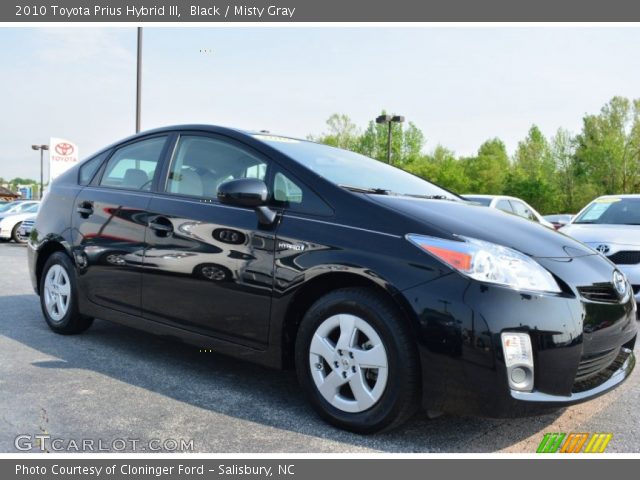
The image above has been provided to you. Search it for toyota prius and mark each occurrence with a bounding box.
[28,125,637,433]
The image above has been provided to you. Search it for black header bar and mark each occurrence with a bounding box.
[3,0,640,22]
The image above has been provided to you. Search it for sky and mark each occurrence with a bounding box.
[1,26,640,180]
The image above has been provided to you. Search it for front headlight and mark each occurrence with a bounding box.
[406,234,561,293]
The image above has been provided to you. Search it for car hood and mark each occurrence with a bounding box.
[369,195,595,258]
[560,223,640,247]
[0,212,37,223]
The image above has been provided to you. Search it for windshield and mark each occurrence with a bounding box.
[462,196,492,206]
[24,203,39,213]
[574,197,640,225]
[255,135,459,199]
[0,202,20,213]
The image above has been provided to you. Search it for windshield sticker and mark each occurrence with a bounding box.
[253,134,300,144]
[594,197,621,203]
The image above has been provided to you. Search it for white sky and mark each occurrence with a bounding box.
[1,26,639,180]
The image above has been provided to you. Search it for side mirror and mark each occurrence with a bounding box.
[217,178,269,208]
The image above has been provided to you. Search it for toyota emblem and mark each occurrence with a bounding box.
[55,142,74,156]
[596,244,610,255]
[613,271,627,297]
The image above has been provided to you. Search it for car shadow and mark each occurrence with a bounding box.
[0,294,561,453]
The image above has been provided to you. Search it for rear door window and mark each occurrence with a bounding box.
[496,199,513,213]
[99,137,167,191]
[510,200,537,221]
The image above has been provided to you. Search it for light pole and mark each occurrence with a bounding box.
[31,144,49,199]
[375,114,405,165]
[136,27,143,133]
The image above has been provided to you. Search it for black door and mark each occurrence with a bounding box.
[72,135,169,316]
[140,134,276,346]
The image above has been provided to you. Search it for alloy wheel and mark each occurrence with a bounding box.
[308,314,389,413]
[43,264,71,322]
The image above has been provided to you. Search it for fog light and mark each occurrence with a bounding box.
[501,332,534,392]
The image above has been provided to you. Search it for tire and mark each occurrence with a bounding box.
[39,252,93,335]
[11,223,25,243]
[295,287,421,433]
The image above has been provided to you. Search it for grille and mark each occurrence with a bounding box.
[575,348,619,382]
[607,250,640,265]
[577,284,619,303]
[573,348,629,393]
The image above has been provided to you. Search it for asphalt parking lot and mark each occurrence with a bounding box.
[1,242,639,453]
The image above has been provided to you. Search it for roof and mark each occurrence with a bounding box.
[596,194,640,199]
[0,186,19,198]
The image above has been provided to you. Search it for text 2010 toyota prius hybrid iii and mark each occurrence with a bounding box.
[28,126,637,433]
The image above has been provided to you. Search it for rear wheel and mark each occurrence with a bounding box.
[40,252,93,334]
[11,223,25,243]
[295,288,421,433]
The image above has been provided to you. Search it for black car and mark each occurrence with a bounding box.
[28,125,637,433]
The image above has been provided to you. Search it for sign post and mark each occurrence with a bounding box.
[49,137,79,183]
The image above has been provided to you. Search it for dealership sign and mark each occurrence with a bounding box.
[49,137,79,181]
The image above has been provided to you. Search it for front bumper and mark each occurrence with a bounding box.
[511,347,634,407]
[401,266,638,418]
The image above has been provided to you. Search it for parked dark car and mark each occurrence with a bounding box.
[28,125,637,433]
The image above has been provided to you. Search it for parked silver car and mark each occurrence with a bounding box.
[462,194,555,228]
[561,195,640,308]
[16,215,36,243]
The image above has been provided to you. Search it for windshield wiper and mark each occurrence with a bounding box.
[404,193,455,200]
[338,184,391,195]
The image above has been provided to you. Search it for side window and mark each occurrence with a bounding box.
[79,150,110,185]
[496,199,513,213]
[166,135,267,199]
[510,201,535,220]
[274,172,303,204]
[272,170,332,216]
[99,137,167,191]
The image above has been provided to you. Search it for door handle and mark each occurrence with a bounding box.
[148,216,173,236]
[77,201,94,217]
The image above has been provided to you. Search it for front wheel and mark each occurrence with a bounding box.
[40,252,93,334]
[295,288,421,433]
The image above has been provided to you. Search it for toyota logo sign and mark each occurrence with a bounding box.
[596,244,610,255]
[55,142,74,156]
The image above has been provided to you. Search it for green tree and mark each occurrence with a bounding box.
[463,138,509,194]
[506,125,559,213]
[406,146,469,193]
[574,96,640,195]
[309,114,360,150]
[9,177,37,186]
[357,111,424,166]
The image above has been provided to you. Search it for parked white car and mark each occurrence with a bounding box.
[0,200,39,215]
[462,194,555,228]
[561,194,640,309]
[0,203,40,243]
[16,214,37,243]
